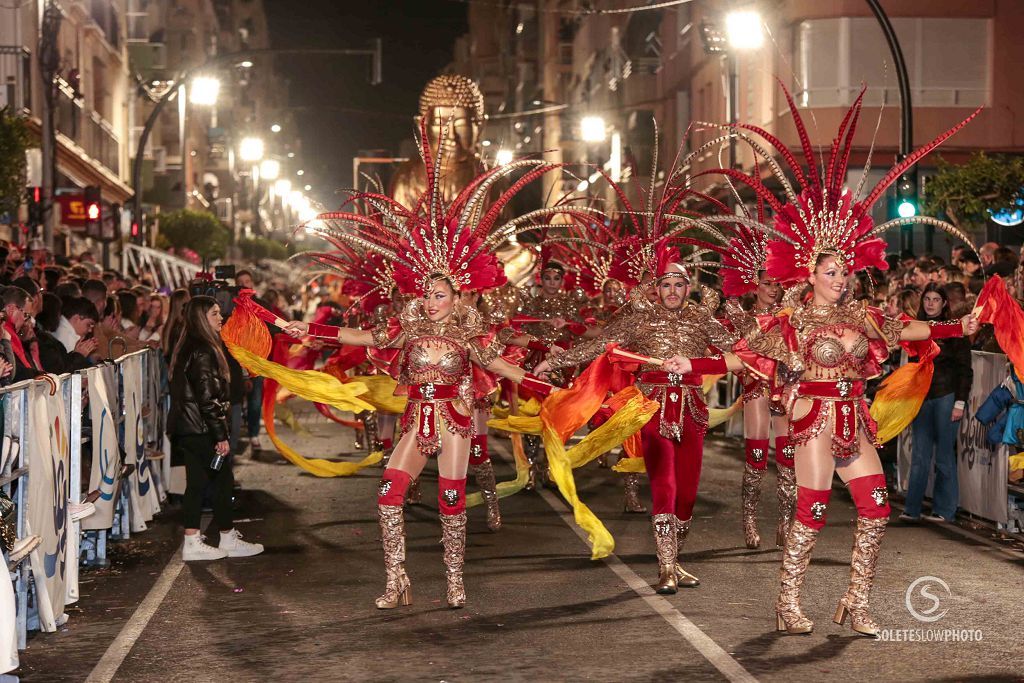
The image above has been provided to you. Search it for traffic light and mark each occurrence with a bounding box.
[26,187,42,226]
[896,171,917,218]
[84,185,101,238]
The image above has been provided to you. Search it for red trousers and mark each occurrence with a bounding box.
[640,413,705,520]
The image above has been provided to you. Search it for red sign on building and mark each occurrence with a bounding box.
[57,193,87,228]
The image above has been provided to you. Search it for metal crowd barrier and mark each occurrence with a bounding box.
[0,348,168,651]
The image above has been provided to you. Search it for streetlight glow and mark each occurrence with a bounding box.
[271,123,282,133]
[289,190,304,207]
[274,179,292,195]
[260,158,281,180]
[190,76,221,106]
[304,184,312,191]
[580,115,607,142]
[725,9,765,50]
[296,169,305,176]
[495,149,514,166]
[239,137,265,162]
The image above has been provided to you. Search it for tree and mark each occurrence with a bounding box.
[157,209,231,260]
[921,152,1024,231]
[237,236,288,261]
[0,107,31,222]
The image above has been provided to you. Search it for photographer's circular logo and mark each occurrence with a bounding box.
[905,576,951,622]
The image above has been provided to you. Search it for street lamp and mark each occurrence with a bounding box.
[239,137,265,162]
[580,115,607,143]
[274,179,292,196]
[270,123,282,133]
[189,76,221,106]
[495,148,514,166]
[725,9,765,50]
[260,158,281,180]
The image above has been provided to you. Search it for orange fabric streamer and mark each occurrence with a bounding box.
[976,275,1024,380]
[870,339,939,444]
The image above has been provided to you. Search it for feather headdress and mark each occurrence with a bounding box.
[303,120,600,296]
[694,81,981,285]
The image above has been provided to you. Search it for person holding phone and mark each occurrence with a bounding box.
[168,296,263,561]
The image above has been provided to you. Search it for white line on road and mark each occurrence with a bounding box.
[84,545,185,683]
[533,484,758,683]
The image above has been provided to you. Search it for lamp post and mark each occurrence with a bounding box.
[239,137,265,236]
[130,43,384,247]
[723,9,765,173]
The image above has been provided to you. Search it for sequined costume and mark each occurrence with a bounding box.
[686,82,980,635]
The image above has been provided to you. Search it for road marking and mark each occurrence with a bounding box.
[533,486,757,682]
[85,545,185,683]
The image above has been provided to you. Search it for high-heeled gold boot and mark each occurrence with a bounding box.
[622,473,648,513]
[675,517,700,587]
[472,461,502,532]
[651,513,678,594]
[405,477,422,505]
[741,463,765,549]
[524,435,545,490]
[776,519,818,634]
[833,516,887,637]
[775,464,796,548]
[440,511,468,608]
[375,504,412,609]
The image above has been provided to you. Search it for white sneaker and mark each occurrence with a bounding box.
[70,501,96,522]
[249,437,262,451]
[219,528,264,558]
[182,534,228,561]
[8,535,41,565]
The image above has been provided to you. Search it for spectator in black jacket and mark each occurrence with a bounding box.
[36,294,97,373]
[901,283,973,523]
[2,286,41,381]
[168,296,263,562]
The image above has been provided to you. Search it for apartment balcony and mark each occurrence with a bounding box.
[54,80,122,177]
[0,46,31,114]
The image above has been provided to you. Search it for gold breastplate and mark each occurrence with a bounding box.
[401,336,468,385]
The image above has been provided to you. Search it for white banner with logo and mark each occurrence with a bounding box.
[898,351,1010,524]
[1,390,22,672]
[81,365,122,531]
[122,354,161,532]
[25,380,73,632]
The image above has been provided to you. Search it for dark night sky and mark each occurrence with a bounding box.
[263,0,468,209]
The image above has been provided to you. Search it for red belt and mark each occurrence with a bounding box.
[798,379,864,400]
[638,371,701,387]
[408,383,460,401]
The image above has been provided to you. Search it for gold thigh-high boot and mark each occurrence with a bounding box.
[775,520,818,633]
[440,511,468,608]
[741,463,766,549]
[472,461,502,532]
[622,472,648,513]
[375,504,412,609]
[675,517,700,587]
[651,513,678,594]
[833,516,888,637]
[775,464,797,548]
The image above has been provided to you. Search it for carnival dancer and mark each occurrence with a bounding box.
[720,226,794,549]
[284,126,589,610]
[536,236,735,594]
[664,86,982,635]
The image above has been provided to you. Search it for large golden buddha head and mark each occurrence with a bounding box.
[418,74,485,161]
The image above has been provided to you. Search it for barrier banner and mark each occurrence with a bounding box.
[26,381,71,632]
[144,353,167,502]
[898,351,1010,524]
[81,365,122,531]
[122,354,161,532]
[0,391,21,673]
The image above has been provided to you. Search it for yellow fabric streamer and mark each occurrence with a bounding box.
[346,374,407,414]
[263,399,383,477]
[490,398,542,420]
[566,390,658,469]
[226,342,374,414]
[486,414,542,435]
[708,396,743,429]
[1008,452,1024,472]
[466,433,530,507]
[541,421,614,559]
[612,457,647,473]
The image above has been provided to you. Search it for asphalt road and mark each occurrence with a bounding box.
[15,404,1024,682]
